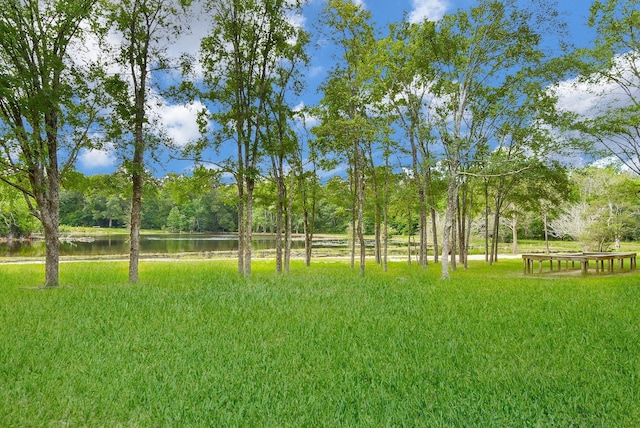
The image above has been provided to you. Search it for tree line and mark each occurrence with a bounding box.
[3,163,640,254]
[0,0,638,286]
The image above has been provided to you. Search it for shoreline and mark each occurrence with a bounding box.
[0,251,523,265]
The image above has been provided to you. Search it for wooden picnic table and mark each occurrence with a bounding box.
[522,252,637,275]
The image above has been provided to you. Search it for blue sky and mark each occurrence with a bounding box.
[76,0,601,177]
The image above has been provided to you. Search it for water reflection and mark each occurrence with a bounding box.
[0,233,309,258]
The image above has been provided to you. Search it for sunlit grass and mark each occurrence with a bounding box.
[1,259,639,426]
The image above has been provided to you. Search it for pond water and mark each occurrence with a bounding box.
[0,233,314,258]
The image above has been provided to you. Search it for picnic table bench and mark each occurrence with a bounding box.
[522,252,637,275]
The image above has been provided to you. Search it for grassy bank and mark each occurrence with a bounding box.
[1,259,638,426]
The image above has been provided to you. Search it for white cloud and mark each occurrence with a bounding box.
[78,143,117,170]
[553,76,614,118]
[292,102,320,128]
[159,101,208,148]
[548,51,640,170]
[553,52,640,118]
[318,163,348,179]
[308,65,324,78]
[408,0,449,24]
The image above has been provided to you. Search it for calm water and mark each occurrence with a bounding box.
[0,233,311,258]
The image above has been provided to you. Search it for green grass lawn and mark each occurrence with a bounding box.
[0,259,638,426]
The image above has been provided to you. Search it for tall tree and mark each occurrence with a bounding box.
[563,0,640,174]
[103,0,190,283]
[197,0,307,276]
[314,0,378,277]
[429,0,565,279]
[295,118,320,266]
[0,0,99,287]
[378,20,440,268]
[263,28,309,274]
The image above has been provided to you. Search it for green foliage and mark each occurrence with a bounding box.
[0,259,638,425]
[0,186,38,237]
[553,166,640,250]
[564,0,640,174]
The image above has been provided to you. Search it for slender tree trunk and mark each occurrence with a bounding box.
[303,212,311,265]
[236,138,245,275]
[125,7,153,284]
[458,184,466,265]
[465,195,473,270]
[275,176,284,275]
[357,152,366,277]
[451,193,457,271]
[462,181,474,268]
[543,212,550,254]
[490,209,500,265]
[41,202,60,288]
[427,167,439,264]
[407,206,412,266]
[302,166,317,267]
[285,168,294,274]
[302,178,313,266]
[430,206,438,264]
[490,179,507,265]
[244,178,254,277]
[484,179,489,263]
[375,216,381,265]
[273,155,285,275]
[350,166,356,270]
[383,158,389,272]
[367,146,381,266]
[237,185,245,275]
[441,169,459,280]
[128,164,143,283]
[128,95,145,284]
[420,206,428,270]
[512,214,518,254]
[41,133,61,287]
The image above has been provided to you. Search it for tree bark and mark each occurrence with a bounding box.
[543,211,550,254]
[275,179,284,274]
[237,181,245,275]
[484,180,489,263]
[407,206,413,266]
[349,165,356,270]
[441,168,459,280]
[41,198,60,288]
[128,164,143,284]
[43,118,62,287]
[512,214,518,254]
[285,170,293,274]
[357,149,366,277]
[244,177,255,277]
[430,206,439,264]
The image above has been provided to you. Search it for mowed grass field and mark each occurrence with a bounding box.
[0,259,638,426]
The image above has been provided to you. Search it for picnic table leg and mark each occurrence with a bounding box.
[582,260,588,275]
